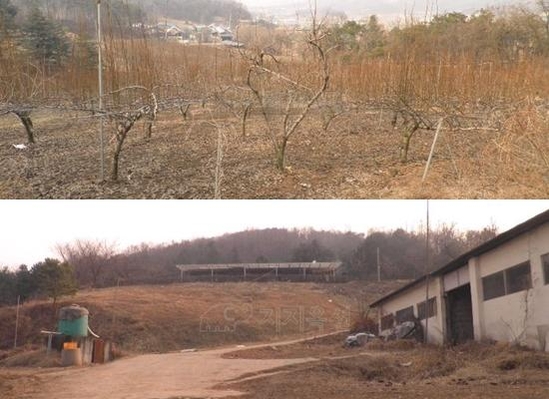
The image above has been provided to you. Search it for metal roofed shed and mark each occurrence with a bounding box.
[176,262,343,282]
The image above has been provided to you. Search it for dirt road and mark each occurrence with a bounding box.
[26,338,325,399]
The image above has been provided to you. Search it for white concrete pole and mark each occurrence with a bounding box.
[97,1,105,181]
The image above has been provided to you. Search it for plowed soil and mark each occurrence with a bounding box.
[1,108,547,199]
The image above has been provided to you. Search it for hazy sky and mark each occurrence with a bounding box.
[1,200,548,268]
[242,0,534,20]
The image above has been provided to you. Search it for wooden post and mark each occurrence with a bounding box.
[47,334,53,354]
[211,268,214,282]
[422,118,444,182]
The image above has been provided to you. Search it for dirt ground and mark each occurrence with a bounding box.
[0,338,320,399]
[1,109,547,199]
[1,282,548,398]
[3,334,549,399]
[223,339,549,399]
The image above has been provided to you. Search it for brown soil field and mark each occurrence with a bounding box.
[1,108,547,199]
[223,340,549,399]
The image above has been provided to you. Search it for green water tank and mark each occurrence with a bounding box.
[58,305,89,337]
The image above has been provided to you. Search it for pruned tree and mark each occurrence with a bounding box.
[103,86,158,181]
[243,5,332,170]
[11,110,35,143]
[389,97,438,163]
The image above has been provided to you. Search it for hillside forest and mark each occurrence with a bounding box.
[0,224,498,306]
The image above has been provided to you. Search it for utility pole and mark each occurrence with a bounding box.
[14,295,20,349]
[424,200,430,344]
[376,247,381,282]
[97,0,105,181]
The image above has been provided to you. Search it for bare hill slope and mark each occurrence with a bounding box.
[0,281,405,355]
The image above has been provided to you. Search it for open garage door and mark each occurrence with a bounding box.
[446,284,474,344]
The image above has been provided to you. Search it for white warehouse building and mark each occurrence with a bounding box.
[370,209,549,350]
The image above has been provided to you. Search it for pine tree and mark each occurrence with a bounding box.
[0,0,16,25]
[32,258,78,304]
[0,0,17,36]
[22,7,69,66]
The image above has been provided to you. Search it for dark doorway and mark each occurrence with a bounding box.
[446,284,474,344]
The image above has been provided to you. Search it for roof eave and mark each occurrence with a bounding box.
[369,209,549,308]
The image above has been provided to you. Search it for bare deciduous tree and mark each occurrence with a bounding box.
[56,239,117,288]
[243,6,332,170]
[105,86,158,181]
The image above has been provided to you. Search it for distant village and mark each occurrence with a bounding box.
[133,19,245,47]
[136,9,354,47]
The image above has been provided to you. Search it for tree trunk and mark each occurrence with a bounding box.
[14,111,35,144]
[400,123,419,164]
[276,138,288,170]
[144,120,153,140]
[179,104,190,120]
[242,103,251,137]
[111,138,124,181]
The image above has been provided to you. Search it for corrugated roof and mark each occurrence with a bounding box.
[176,262,343,271]
[370,209,549,308]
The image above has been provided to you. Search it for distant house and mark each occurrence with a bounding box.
[209,24,234,42]
[370,210,549,351]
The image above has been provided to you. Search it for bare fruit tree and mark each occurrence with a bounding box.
[243,8,332,170]
[0,53,45,144]
[101,86,158,181]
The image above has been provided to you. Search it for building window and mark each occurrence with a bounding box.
[482,261,532,301]
[417,297,437,320]
[395,306,415,324]
[542,253,549,285]
[506,262,532,294]
[483,271,505,300]
[381,314,394,330]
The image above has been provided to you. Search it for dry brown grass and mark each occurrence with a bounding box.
[226,340,549,399]
[0,349,61,368]
[0,281,404,357]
